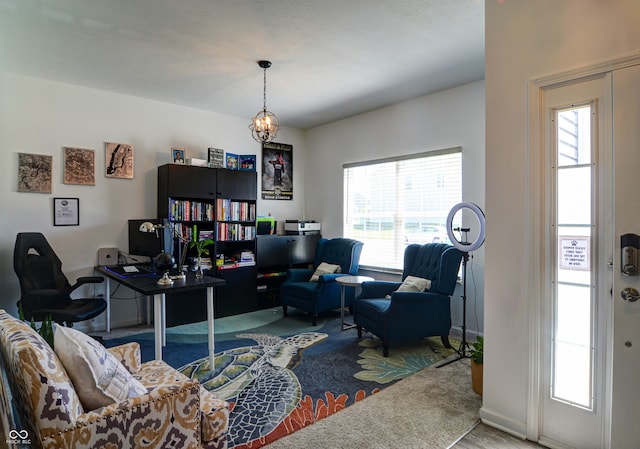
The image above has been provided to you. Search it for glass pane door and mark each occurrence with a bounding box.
[553,105,594,409]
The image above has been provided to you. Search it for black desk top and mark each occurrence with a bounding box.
[96,266,225,295]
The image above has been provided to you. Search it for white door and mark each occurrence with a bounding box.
[610,64,640,449]
[538,64,640,449]
[540,76,610,448]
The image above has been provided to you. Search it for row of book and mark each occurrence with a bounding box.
[167,198,256,223]
[216,249,255,270]
[168,199,215,222]
[217,223,256,241]
[216,199,256,222]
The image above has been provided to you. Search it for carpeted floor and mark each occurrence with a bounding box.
[106,309,480,449]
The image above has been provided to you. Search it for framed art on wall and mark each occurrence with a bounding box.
[17,153,52,193]
[53,198,79,226]
[105,142,134,179]
[261,142,293,200]
[63,147,95,185]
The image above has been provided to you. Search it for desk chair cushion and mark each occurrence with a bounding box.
[54,326,147,411]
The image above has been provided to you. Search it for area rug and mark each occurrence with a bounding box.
[105,309,463,449]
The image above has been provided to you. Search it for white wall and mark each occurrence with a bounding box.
[484,0,640,437]
[304,80,486,337]
[0,72,305,329]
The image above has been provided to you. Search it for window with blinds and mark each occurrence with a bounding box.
[343,147,462,270]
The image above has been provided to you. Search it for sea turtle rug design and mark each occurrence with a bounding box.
[178,331,457,448]
[179,332,327,447]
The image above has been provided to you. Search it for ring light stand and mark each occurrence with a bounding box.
[437,202,485,368]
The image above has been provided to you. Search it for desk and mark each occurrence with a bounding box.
[335,275,374,331]
[95,266,225,368]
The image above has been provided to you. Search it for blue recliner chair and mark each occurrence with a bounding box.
[353,243,463,356]
[280,238,363,326]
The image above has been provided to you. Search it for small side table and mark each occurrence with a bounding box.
[336,275,374,331]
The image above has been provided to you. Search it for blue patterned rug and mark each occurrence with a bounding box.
[105,309,457,449]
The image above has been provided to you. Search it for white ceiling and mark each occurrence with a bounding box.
[0,0,485,130]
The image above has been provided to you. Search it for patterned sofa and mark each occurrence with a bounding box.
[0,309,229,449]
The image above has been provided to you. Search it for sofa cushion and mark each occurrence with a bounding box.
[309,262,341,281]
[54,326,147,411]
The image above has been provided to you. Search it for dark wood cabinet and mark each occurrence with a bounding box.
[157,164,217,201]
[256,234,320,307]
[157,164,258,318]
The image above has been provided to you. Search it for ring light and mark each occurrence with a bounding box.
[446,202,485,252]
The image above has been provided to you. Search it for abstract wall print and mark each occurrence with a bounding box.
[105,142,134,179]
[63,147,95,185]
[262,142,293,200]
[17,153,52,193]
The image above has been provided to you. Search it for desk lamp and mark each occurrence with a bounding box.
[138,221,188,284]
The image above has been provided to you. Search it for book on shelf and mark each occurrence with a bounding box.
[198,230,214,240]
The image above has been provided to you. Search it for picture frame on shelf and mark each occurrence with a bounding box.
[207,147,225,168]
[53,197,79,226]
[226,152,238,170]
[239,154,256,171]
[172,148,185,164]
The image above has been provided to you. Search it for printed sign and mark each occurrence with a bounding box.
[560,236,590,271]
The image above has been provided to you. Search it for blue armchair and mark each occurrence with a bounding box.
[353,243,463,356]
[280,238,363,325]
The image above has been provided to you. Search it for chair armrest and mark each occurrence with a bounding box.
[360,281,402,298]
[42,378,202,448]
[317,273,346,284]
[107,342,142,374]
[70,276,104,292]
[389,291,445,303]
[284,268,314,283]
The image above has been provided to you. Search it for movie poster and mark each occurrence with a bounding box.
[261,142,292,200]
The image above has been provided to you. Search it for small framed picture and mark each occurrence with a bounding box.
[53,198,79,226]
[208,147,225,168]
[239,154,256,171]
[172,148,185,164]
[226,153,238,170]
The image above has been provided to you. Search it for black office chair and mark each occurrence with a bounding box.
[13,232,107,326]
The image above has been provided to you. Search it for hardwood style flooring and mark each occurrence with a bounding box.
[454,423,547,448]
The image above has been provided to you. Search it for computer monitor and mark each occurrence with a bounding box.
[128,219,165,258]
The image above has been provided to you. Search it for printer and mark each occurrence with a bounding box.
[285,220,322,235]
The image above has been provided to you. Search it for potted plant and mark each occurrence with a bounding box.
[19,304,54,348]
[469,335,483,395]
[189,238,214,278]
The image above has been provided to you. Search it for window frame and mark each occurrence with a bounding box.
[343,146,462,271]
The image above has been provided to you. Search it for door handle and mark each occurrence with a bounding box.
[621,287,640,302]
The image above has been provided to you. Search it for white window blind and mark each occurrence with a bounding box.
[343,147,462,270]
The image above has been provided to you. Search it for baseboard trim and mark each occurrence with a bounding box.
[479,406,528,439]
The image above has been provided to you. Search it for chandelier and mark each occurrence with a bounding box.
[249,60,280,143]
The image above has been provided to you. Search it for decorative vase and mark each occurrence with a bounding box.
[196,256,204,279]
[471,360,483,395]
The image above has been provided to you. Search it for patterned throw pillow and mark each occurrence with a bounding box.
[54,326,147,410]
[309,262,342,282]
